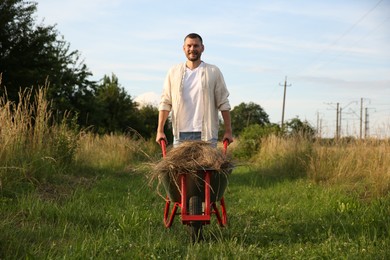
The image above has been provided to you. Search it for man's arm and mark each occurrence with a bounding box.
[156,110,170,144]
[221,110,233,144]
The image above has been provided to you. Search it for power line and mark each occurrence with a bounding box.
[326,0,384,49]
[313,14,390,70]
[299,0,385,73]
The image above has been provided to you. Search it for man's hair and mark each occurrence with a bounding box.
[184,33,203,44]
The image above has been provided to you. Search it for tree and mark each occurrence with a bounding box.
[93,74,139,134]
[136,104,174,141]
[0,0,95,121]
[285,117,315,138]
[230,102,270,136]
[137,105,158,138]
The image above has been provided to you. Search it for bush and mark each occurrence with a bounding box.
[233,124,280,159]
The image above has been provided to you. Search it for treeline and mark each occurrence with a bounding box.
[0,0,166,138]
[0,0,315,141]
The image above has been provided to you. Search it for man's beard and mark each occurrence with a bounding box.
[187,52,201,61]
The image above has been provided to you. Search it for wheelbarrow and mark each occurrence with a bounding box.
[159,139,231,242]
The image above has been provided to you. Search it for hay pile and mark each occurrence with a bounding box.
[148,140,234,199]
[149,140,233,193]
[154,141,233,177]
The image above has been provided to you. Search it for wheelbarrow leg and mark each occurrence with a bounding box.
[212,197,227,227]
[164,197,179,228]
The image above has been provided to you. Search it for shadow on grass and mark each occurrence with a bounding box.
[0,162,144,201]
[228,161,306,190]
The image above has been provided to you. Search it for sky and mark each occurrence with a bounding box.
[35,0,390,138]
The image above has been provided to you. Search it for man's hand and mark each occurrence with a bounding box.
[156,110,170,144]
[156,132,167,144]
[221,110,233,145]
[223,132,233,145]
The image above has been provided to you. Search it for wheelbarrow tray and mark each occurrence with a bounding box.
[161,169,230,203]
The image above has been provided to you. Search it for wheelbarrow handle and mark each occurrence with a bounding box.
[223,139,229,156]
[159,138,167,158]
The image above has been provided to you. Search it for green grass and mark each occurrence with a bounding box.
[1,166,389,259]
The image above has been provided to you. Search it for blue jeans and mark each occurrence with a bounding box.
[173,132,217,147]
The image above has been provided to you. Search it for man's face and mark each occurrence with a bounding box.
[183,37,204,62]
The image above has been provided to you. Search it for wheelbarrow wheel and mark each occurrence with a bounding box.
[189,196,203,243]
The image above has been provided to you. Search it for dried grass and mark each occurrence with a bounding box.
[156,141,232,174]
[149,141,234,195]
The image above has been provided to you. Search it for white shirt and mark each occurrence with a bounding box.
[178,62,204,132]
[159,62,231,142]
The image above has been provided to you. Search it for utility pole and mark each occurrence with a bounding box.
[316,111,323,139]
[316,111,320,138]
[336,102,340,139]
[325,102,341,139]
[280,76,291,129]
[360,98,363,139]
[365,107,369,138]
[339,107,342,137]
[338,101,358,139]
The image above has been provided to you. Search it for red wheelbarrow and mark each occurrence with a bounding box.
[159,139,231,242]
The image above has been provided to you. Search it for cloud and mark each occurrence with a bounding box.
[134,92,160,107]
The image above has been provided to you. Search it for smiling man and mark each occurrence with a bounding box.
[156,33,233,147]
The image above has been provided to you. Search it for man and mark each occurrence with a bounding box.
[156,33,233,147]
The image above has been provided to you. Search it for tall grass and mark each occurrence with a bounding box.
[75,132,159,172]
[0,87,51,162]
[2,84,388,200]
[249,135,390,199]
[251,135,312,178]
[0,86,159,194]
[0,86,78,191]
[308,139,390,198]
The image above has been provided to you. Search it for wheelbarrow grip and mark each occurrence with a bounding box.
[223,139,229,156]
[159,139,167,158]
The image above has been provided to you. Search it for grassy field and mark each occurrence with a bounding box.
[1,88,389,259]
[1,166,389,259]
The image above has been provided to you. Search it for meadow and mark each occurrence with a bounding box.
[1,88,389,259]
